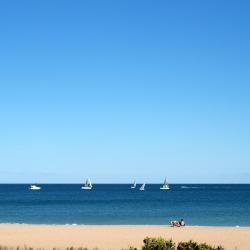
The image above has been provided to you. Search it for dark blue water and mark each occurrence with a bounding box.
[0,184,250,226]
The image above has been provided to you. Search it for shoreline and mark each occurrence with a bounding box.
[0,224,250,250]
[0,223,249,227]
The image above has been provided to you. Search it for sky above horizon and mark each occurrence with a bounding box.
[0,0,250,183]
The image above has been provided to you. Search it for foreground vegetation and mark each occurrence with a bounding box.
[0,237,225,250]
[128,237,225,250]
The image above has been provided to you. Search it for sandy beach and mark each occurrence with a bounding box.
[0,224,249,250]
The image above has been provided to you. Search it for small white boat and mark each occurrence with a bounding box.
[160,177,170,190]
[139,183,145,191]
[131,180,136,189]
[81,178,92,190]
[29,185,41,190]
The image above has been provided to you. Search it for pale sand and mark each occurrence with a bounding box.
[0,224,250,250]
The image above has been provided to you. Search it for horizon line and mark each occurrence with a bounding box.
[0,182,250,185]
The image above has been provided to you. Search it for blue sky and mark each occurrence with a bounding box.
[0,0,249,183]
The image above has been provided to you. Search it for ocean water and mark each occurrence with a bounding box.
[0,184,250,226]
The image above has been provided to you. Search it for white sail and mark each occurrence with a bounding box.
[160,177,170,190]
[139,183,145,191]
[131,180,136,189]
[85,178,92,187]
[88,178,92,188]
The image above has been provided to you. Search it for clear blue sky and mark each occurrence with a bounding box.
[0,0,249,183]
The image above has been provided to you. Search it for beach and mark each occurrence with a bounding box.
[0,224,250,250]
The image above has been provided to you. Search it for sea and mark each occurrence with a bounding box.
[0,184,250,226]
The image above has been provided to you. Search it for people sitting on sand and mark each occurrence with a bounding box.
[170,219,185,227]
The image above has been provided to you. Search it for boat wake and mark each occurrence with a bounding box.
[181,186,199,189]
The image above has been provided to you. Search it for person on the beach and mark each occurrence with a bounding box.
[170,220,180,227]
[179,218,185,226]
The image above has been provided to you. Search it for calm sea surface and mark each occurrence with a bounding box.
[0,184,250,226]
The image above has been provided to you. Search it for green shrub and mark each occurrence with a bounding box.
[127,247,137,250]
[142,237,175,250]
[177,240,225,250]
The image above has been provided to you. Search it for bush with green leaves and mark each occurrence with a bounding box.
[142,237,175,250]
[126,247,137,250]
[177,240,225,250]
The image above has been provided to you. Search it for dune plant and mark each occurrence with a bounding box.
[142,237,175,250]
[177,240,225,250]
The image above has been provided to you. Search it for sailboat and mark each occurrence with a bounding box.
[81,178,92,190]
[29,184,41,190]
[131,180,136,189]
[160,177,170,190]
[139,183,145,191]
